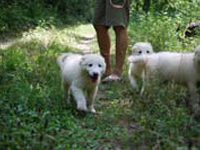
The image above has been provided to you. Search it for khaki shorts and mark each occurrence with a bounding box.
[93,0,130,27]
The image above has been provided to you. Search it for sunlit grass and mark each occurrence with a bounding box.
[0,20,200,149]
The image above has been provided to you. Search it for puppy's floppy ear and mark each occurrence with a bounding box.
[146,43,153,52]
[131,45,138,53]
[131,42,136,47]
[79,56,86,66]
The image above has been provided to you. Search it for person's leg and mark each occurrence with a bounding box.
[113,26,128,75]
[94,25,111,76]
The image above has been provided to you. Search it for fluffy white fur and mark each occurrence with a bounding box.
[131,42,153,55]
[128,42,154,91]
[128,45,200,114]
[57,53,106,113]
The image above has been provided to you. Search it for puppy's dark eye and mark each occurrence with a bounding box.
[88,64,93,67]
[98,64,102,67]
[138,51,142,54]
[146,50,150,53]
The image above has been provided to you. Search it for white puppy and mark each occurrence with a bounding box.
[128,42,154,91]
[57,53,106,113]
[131,42,153,55]
[128,45,200,114]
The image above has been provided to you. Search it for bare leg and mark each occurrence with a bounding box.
[94,25,111,76]
[113,26,128,75]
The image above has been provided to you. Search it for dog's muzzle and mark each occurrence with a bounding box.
[90,72,99,83]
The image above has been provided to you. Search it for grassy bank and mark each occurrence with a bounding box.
[1,17,200,149]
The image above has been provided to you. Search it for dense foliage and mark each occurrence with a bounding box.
[1,35,200,149]
[1,0,200,36]
[0,0,94,34]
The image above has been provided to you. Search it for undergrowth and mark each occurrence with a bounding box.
[1,14,200,149]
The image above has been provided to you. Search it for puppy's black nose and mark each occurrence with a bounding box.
[93,72,99,77]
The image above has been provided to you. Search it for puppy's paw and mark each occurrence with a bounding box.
[77,105,87,112]
[90,108,96,113]
[131,84,138,89]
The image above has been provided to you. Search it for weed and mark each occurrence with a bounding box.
[0,20,200,149]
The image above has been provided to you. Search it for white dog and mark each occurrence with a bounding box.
[57,53,106,113]
[128,45,200,114]
[131,42,153,55]
[128,42,154,91]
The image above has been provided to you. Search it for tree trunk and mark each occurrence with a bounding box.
[143,0,151,13]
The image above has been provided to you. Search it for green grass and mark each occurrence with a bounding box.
[0,21,200,149]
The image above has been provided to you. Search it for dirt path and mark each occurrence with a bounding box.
[0,24,115,55]
[0,38,18,49]
[74,34,96,54]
